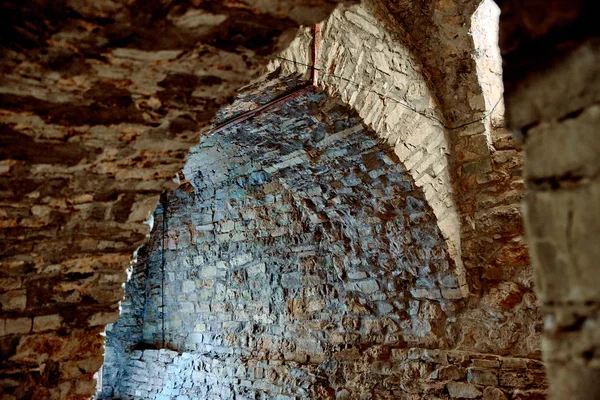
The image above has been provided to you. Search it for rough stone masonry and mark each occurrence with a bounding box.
[104,78,546,399]
[0,1,353,398]
[496,0,600,398]
[2,0,596,398]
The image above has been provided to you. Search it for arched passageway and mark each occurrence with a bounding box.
[103,77,545,399]
[5,0,594,398]
[272,0,540,361]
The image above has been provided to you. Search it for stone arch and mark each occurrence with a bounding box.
[269,0,525,292]
[270,1,469,296]
[269,0,541,359]
[0,1,548,398]
[104,79,470,398]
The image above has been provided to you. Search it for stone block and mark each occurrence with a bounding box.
[0,277,21,291]
[440,275,459,288]
[499,371,533,388]
[230,254,253,268]
[435,365,465,381]
[527,104,600,180]
[442,287,466,299]
[33,315,62,332]
[182,281,195,293]
[467,367,499,386]
[4,317,32,335]
[410,287,442,299]
[471,359,500,369]
[461,158,492,177]
[199,265,217,279]
[247,263,266,277]
[89,311,119,326]
[281,272,302,288]
[526,359,545,370]
[526,180,600,303]
[349,279,379,294]
[377,302,394,314]
[219,220,235,233]
[421,349,448,364]
[0,290,27,311]
[482,387,508,400]
[347,270,368,280]
[501,357,528,370]
[446,382,482,398]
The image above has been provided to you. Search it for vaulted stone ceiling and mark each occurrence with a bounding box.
[375,0,489,124]
[0,0,597,399]
[272,0,539,363]
[102,76,546,399]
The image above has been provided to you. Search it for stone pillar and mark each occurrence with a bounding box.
[495,1,600,398]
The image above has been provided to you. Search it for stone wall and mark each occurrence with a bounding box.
[271,2,541,358]
[106,82,546,398]
[452,124,540,357]
[117,348,546,400]
[271,3,464,273]
[2,0,584,398]
[0,1,352,398]
[101,212,157,399]
[142,87,459,397]
[495,1,600,398]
